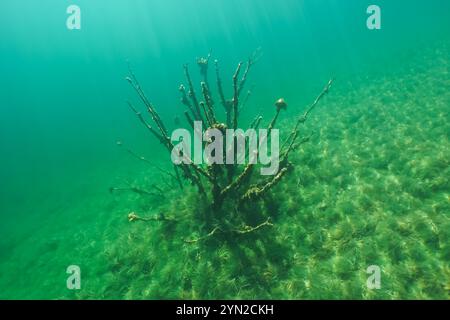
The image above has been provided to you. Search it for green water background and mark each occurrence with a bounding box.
[0,0,449,299]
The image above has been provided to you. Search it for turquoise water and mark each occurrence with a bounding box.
[0,0,449,299]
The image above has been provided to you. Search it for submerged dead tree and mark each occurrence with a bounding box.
[124,50,333,242]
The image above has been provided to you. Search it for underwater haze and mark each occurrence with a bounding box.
[0,0,449,299]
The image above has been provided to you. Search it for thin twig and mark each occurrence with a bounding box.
[184,218,273,243]
[232,62,242,129]
[128,212,177,222]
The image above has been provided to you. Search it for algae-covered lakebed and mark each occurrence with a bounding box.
[0,1,449,299]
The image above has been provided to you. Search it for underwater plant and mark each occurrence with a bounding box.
[124,50,333,243]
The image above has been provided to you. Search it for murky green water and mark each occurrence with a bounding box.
[0,0,449,299]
